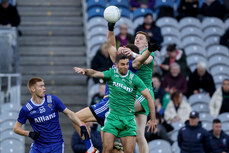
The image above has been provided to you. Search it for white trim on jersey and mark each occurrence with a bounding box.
[30,97,45,106]
[138,95,145,102]
[26,103,33,111]
[94,100,109,114]
[62,142,64,153]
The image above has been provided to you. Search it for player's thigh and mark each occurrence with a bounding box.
[76,107,96,122]
[103,132,116,151]
[135,114,147,136]
[120,136,136,153]
[134,99,143,112]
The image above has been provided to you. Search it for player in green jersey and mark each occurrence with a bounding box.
[74,54,156,153]
[107,23,158,153]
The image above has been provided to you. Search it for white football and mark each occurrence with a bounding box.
[104,6,121,23]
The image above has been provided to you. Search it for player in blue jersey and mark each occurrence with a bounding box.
[13,77,87,153]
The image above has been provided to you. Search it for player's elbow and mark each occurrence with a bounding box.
[13,125,19,134]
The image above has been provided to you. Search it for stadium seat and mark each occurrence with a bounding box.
[192,103,209,113]
[161,27,180,38]
[156,17,179,29]
[87,26,107,40]
[172,142,180,153]
[89,35,106,51]
[222,122,229,132]
[204,36,220,49]
[116,17,134,31]
[0,129,24,142]
[87,7,105,21]
[208,55,229,70]
[207,45,229,59]
[180,27,203,41]
[199,113,214,122]
[170,130,178,142]
[133,17,144,29]
[109,0,129,9]
[213,74,228,89]
[0,111,18,122]
[162,36,182,47]
[202,17,225,30]
[87,0,106,11]
[225,18,229,29]
[88,83,99,105]
[0,139,24,153]
[186,55,207,72]
[133,8,154,21]
[188,94,211,106]
[202,121,212,131]
[154,0,174,9]
[182,36,204,48]
[179,17,202,30]
[149,139,172,153]
[203,27,224,40]
[171,121,184,131]
[218,113,229,123]
[118,7,131,18]
[184,45,206,57]
[210,66,229,77]
[0,120,15,131]
[87,17,107,31]
[1,103,20,113]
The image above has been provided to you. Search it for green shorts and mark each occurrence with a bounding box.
[135,89,155,115]
[102,112,137,137]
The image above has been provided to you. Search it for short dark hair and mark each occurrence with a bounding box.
[136,31,150,42]
[152,73,162,82]
[126,44,139,54]
[213,118,221,124]
[144,13,153,18]
[167,44,177,52]
[115,54,128,63]
[27,77,44,92]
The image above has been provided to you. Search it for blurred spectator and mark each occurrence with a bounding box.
[112,139,124,153]
[161,63,188,95]
[130,0,155,10]
[157,5,174,18]
[90,79,106,105]
[160,44,190,76]
[220,28,229,48]
[71,123,102,153]
[199,0,225,19]
[223,0,229,19]
[152,74,170,110]
[0,0,20,27]
[135,13,163,45]
[115,23,134,49]
[154,96,164,116]
[209,119,229,153]
[91,43,113,83]
[178,111,210,153]
[145,113,173,144]
[209,79,229,118]
[177,0,199,20]
[164,90,192,124]
[188,62,216,97]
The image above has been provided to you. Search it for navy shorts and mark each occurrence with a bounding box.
[30,142,64,153]
[89,96,109,126]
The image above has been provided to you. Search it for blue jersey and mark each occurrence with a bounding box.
[17,95,66,147]
[104,60,138,96]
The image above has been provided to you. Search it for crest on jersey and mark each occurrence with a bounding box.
[48,104,53,110]
[39,106,46,114]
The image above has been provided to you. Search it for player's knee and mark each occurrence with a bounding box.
[103,143,113,152]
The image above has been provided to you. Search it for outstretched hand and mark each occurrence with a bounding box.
[148,42,161,52]
[147,119,157,133]
[73,67,85,75]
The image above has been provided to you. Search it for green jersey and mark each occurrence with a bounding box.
[137,51,154,90]
[103,68,147,116]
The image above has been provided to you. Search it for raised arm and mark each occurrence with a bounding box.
[73,67,104,78]
[140,89,157,132]
[107,23,117,63]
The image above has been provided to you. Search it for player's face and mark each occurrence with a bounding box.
[222,80,229,92]
[134,34,148,50]
[116,59,129,75]
[33,81,46,98]
[212,123,222,136]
